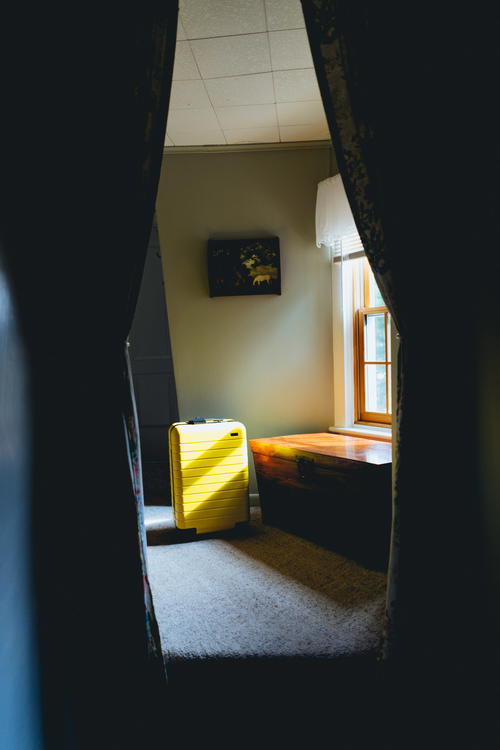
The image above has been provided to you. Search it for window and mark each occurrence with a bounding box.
[354,259,391,425]
[330,237,393,434]
[317,174,393,435]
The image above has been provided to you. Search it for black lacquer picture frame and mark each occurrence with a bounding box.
[207,237,281,297]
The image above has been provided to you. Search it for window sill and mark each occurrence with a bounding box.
[328,425,392,443]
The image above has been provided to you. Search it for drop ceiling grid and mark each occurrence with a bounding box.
[167,0,329,147]
[262,0,281,146]
[181,15,229,147]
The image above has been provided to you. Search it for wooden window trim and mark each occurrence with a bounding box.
[354,302,392,427]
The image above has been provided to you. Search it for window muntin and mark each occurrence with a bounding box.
[354,260,391,426]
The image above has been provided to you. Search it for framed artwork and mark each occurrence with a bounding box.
[207,237,281,297]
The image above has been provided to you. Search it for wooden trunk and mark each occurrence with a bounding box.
[249,433,392,570]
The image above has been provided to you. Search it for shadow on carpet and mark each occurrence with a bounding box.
[145,506,388,747]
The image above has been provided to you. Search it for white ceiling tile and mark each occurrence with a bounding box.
[167,107,221,133]
[269,29,313,70]
[279,123,331,142]
[273,69,320,102]
[167,9,330,149]
[264,0,304,31]
[180,0,266,39]
[205,73,274,107]
[224,126,280,144]
[169,80,212,109]
[172,41,201,80]
[216,103,277,130]
[277,100,327,127]
[168,129,226,146]
[177,18,187,40]
[190,34,271,79]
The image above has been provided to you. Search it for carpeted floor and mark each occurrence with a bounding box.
[146,506,388,747]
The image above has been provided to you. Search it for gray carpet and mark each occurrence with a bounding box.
[145,506,388,747]
[146,506,386,662]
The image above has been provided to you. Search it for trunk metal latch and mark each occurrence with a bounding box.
[297,456,314,481]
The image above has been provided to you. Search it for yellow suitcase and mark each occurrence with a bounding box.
[168,418,250,534]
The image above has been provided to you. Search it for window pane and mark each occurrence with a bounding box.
[369,270,385,307]
[387,314,391,361]
[364,314,386,361]
[365,364,387,413]
[388,364,392,415]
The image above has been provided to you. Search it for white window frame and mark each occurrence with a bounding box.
[330,237,393,440]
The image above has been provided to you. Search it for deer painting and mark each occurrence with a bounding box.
[253,274,271,286]
[207,237,280,296]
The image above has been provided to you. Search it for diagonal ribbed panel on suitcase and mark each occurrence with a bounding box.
[169,420,250,534]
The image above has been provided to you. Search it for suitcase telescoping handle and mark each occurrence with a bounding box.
[187,417,232,424]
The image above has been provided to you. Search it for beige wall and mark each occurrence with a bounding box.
[156,145,334,491]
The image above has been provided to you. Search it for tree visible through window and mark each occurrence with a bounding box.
[354,259,391,425]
